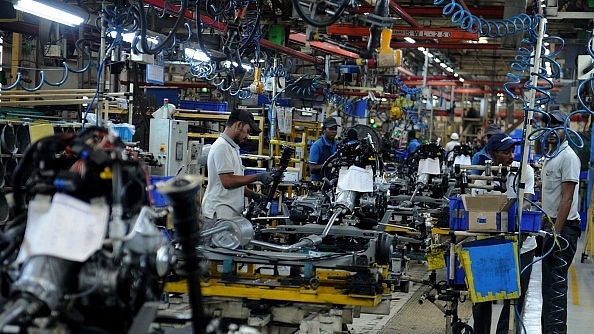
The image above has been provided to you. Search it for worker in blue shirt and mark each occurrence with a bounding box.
[471,124,502,174]
[407,130,420,154]
[309,117,340,182]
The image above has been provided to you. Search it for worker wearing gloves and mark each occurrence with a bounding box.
[471,133,535,334]
[309,116,341,182]
[201,109,274,236]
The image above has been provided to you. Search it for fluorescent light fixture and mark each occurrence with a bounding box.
[404,37,416,44]
[417,47,426,51]
[439,62,448,68]
[14,0,85,27]
[434,58,441,63]
[446,67,454,72]
[223,60,252,70]
[108,31,159,45]
[454,73,459,77]
[459,77,465,82]
[185,48,210,62]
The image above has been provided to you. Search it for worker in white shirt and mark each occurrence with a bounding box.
[444,132,461,159]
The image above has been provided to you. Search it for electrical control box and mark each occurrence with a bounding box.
[149,119,188,176]
[187,140,203,176]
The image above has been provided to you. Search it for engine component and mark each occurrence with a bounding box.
[0,128,176,334]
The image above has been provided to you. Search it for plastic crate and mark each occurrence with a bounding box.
[110,124,134,142]
[150,176,174,207]
[345,99,368,117]
[449,197,469,230]
[506,205,542,232]
[179,100,228,112]
[457,238,520,303]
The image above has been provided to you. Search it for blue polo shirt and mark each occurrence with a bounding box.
[309,136,338,181]
[471,147,490,175]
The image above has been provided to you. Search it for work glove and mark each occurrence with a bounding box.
[256,172,275,185]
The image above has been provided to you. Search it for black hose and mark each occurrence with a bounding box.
[136,0,188,55]
[157,176,205,334]
[291,0,349,28]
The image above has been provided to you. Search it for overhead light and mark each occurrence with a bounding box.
[446,67,454,72]
[417,47,426,51]
[459,77,465,82]
[108,32,159,45]
[434,58,441,63]
[454,73,459,77]
[223,60,252,70]
[14,0,85,27]
[404,37,416,44]
[185,48,210,62]
[440,62,448,68]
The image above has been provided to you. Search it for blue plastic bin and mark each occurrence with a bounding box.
[449,197,469,230]
[346,99,368,117]
[507,204,542,232]
[179,100,228,112]
[110,124,134,142]
[445,253,466,286]
[150,176,174,207]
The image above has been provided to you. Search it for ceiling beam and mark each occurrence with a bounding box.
[327,24,478,41]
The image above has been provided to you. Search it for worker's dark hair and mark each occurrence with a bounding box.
[408,130,416,139]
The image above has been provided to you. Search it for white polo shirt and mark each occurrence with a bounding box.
[541,140,581,221]
[201,133,246,220]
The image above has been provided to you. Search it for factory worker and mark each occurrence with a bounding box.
[444,132,460,158]
[471,124,502,175]
[309,117,340,182]
[201,109,274,240]
[540,110,581,334]
[471,133,535,334]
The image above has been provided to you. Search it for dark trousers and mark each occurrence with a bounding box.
[473,250,535,334]
[541,225,581,334]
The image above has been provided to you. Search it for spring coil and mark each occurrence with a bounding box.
[394,77,422,95]
[434,0,538,37]
[286,74,321,96]
[547,234,569,334]
[323,89,350,112]
[405,107,428,130]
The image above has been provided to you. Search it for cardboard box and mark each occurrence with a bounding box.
[461,195,516,232]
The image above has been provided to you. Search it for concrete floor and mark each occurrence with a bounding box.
[154,235,594,334]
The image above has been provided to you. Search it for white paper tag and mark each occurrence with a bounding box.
[336,166,374,192]
[17,193,109,263]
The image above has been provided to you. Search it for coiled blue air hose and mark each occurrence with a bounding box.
[395,77,422,95]
[434,0,537,37]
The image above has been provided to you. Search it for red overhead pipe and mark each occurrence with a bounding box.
[389,1,423,28]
